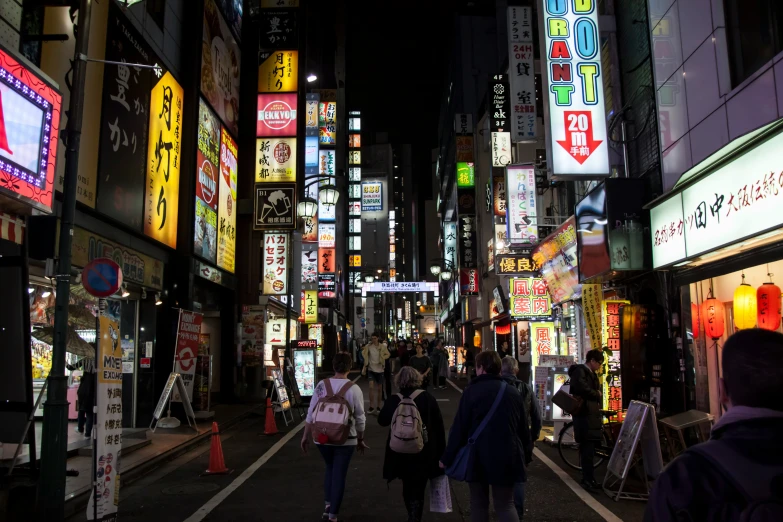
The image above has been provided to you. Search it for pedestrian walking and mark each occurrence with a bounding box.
[409,343,433,389]
[379,366,447,521]
[361,333,390,414]
[463,343,476,381]
[400,341,414,368]
[645,329,783,521]
[441,351,533,522]
[501,356,541,519]
[67,357,96,437]
[568,349,604,490]
[302,352,368,522]
[429,339,443,389]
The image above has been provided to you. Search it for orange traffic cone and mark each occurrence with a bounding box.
[203,422,231,475]
[264,397,279,436]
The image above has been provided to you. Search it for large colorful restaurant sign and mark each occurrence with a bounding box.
[0,45,62,214]
[541,0,609,177]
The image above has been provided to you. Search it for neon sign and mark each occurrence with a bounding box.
[542,0,609,178]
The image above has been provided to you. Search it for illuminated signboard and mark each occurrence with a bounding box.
[255,137,296,182]
[262,232,288,295]
[217,128,237,272]
[303,290,318,324]
[258,50,298,93]
[195,99,220,263]
[456,162,475,187]
[257,93,297,137]
[318,223,335,248]
[508,6,537,142]
[532,217,581,304]
[144,71,183,248]
[506,165,538,245]
[0,45,62,213]
[361,181,382,211]
[509,277,551,318]
[542,0,609,177]
[444,221,457,269]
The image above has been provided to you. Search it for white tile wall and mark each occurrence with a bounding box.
[650,0,783,188]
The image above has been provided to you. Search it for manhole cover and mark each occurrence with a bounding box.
[161,483,220,495]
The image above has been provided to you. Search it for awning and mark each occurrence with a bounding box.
[472,313,510,329]
[0,212,24,244]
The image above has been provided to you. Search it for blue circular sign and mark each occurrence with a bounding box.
[81,258,123,298]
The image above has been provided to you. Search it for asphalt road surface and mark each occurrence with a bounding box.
[67,375,646,521]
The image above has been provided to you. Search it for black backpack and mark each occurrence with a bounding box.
[690,440,783,521]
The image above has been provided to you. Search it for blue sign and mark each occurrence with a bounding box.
[82,258,123,298]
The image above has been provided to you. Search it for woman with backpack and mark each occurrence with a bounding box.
[378,366,447,522]
[302,353,368,522]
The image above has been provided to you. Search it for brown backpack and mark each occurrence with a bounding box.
[311,379,354,445]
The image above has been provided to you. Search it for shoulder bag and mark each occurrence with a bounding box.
[445,381,507,482]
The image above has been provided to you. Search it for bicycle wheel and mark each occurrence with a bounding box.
[558,422,607,471]
[558,422,582,470]
[594,429,612,469]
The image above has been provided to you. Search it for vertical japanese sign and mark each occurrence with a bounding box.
[258,50,298,92]
[260,9,298,49]
[195,99,220,263]
[217,128,237,272]
[318,223,336,248]
[455,113,473,134]
[505,165,538,245]
[302,215,318,242]
[459,268,480,296]
[456,136,474,162]
[97,2,154,225]
[172,310,203,402]
[444,221,457,269]
[318,247,335,273]
[304,289,318,323]
[144,72,183,248]
[88,304,122,521]
[509,277,551,318]
[256,137,296,182]
[541,0,609,176]
[492,132,512,167]
[456,162,475,187]
[582,283,603,349]
[493,176,507,216]
[458,215,477,269]
[302,250,317,282]
[530,322,555,368]
[508,6,537,141]
[319,101,337,145]
[263,233,289,295]
[602,299,628,412]
[202,0,241,136]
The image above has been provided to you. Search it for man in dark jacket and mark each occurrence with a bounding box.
[569,349,604,490]
[67,357,96,437]
[645,329,783,521]
[501,356,541,519]
[441,351,532,522]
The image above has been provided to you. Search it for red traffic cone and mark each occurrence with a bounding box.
[203,422,231,475]
[264,397,279,436]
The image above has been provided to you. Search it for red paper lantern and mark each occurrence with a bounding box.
[701,298,725,340]
[691,303,700,339]
[757,283,782,331]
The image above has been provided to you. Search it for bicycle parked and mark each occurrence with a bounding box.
[558,409,621,471]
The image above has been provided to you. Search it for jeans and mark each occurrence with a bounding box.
[468,483,518,522]
[513,482,525,519]
[77,409,93,437]
[580,439,596,482]
[317,445,355,517]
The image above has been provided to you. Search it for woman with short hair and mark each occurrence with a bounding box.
[409,343,433,389]
[379,366,447,522]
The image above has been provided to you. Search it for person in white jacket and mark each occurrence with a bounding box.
[302,352,367,522]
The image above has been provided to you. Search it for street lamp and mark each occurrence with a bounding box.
[307,74,318,82]
[364,275,375,283]
[297,196,318,219]
[319,184,340,206]
[430,264,441,277]
[440,271,452,281]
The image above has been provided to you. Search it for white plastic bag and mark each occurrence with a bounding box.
[429,475,453,513]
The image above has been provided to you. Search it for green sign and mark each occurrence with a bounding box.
[456,162,475,188]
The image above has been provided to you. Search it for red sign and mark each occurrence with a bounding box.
[140,357,151,368]
[256,93,298,137]
[0,47,63,214]
[556,111,603,165]
[294,339,317,349]
[459,268,480,296]
[318,247,335,273]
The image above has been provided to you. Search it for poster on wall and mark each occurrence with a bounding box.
[258,50,298,93]
[256,137,296,182]
[361,181,382,211]
[257,93,297,137]
[201,0,241,136]
[533,217,581,304]
[87,303,122,520]
[144,72,183,248]
[97,2,154,224]
[302,250,317,283]
[216,129,238,272]
[263,232,289,295]
[506,165,538,245]
[195,198,217,262]
[172,309,203,402]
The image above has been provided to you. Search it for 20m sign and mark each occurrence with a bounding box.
[557,111,603,165]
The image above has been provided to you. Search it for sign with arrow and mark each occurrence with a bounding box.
[254,183,297,230]
[542,0,610,178]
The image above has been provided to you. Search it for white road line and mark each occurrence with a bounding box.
[446,377,623,522]
[184,375,360,522]
[533,448,624,522]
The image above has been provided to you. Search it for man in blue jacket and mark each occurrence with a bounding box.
[645,329,783,521]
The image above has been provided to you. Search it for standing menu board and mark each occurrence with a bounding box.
[293,347,317,397]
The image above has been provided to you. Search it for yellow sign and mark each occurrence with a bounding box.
[98,314,122,385]
[255,137,296,182]
[258,51,298,93]
[306,99,319,129]
[304,290,318,324]
[217,128,238,272]
[144,72,183,248]
[581,284,603,349]
[349,255,361,267]
[530,322,556,368]
[420,305,436,314]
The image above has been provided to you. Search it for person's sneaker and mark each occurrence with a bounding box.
[367,408,374,415]
[74,427,83,434]
[580,479,599,490]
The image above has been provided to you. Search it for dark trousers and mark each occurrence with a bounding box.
[77,409,93,436]
[384,358,392,399]
[317,445,355,516]
[513,481,525,519]
[580,439,596,482]
[518,363,531,384]
[468,483,518,522]
[432,370,443,388]
[402,475,428,516]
